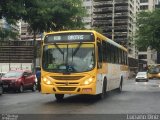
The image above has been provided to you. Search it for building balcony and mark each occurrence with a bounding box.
[102,26,128,33]
[114,12,129,19]
[93,20,112,26]
[114,19,129,25]
[93,1,112,8]
[115,6,128,12]
[114,32,128,37]
[115,0,128,5]
[114,28,128,32]
[93,0,112,2]
[93,7,113,13]
[93,14,112,20]
[115,37,128,42]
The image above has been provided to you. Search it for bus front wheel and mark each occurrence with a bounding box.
[55,94,64,101]
[97,79,107,99]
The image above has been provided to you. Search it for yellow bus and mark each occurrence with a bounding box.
[41,30,128,101]
[148,64,160,79]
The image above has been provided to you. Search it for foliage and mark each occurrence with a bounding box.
[0,0,86,39]
[23,0,86,33]
[0,28,18,40]
[0,0,26,24]
[135,9,160,52]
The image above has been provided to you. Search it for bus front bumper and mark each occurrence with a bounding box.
[41,83,96,95]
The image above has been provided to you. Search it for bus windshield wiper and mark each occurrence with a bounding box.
[54,43,64,55]
[72,42,82,56]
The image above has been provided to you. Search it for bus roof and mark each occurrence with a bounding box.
[44,30,127,52]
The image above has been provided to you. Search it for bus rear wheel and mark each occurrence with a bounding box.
[55,94,64,101]
[117,79,123,93]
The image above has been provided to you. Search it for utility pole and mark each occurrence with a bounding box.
[112,0,115,41]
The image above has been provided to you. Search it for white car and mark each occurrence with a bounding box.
[135,72,148,82]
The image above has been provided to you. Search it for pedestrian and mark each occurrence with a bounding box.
[36,67,41,91]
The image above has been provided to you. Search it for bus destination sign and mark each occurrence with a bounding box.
[44,32,94,43]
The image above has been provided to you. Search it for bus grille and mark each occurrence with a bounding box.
[55,82,79,86]
[57,87,76,91]
[51,76,84,80]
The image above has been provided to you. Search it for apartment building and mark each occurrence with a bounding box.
[82,0,93,29]
[92,0,139,58]
[138,0,158,64]
[140,0,156,10]
[20,21,41,41]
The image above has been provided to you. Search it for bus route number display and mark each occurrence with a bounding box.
[53,35,84,41]
[45,33,94,43]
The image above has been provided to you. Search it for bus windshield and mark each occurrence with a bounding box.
[42,43,95,73]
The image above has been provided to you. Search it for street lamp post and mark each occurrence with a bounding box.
[9,40,11,70]
[112,0,115,41]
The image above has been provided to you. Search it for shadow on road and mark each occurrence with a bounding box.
[44,89,124,106]
[3,90,37,94]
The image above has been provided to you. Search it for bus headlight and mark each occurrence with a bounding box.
[83,77,94,85]
[158,73,160,76]
[43,77,53,85]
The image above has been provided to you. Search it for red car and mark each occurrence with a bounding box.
[1,70,36,93]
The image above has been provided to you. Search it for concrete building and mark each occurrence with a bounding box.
[20,21,41,41]
[0,19,33,72]
[140,0,156,10]
[82,0,93,29]
[92,0,139,58]
[138,0,158,64]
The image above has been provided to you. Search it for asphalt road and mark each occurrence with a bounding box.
[1,79,160,119]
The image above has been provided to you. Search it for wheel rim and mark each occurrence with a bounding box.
[20,85,23,92]
[33,84,36,91]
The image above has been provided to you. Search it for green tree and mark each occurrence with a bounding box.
[0,0,25,40]
[135,9,160,52]
[0,0,86,39]
[22,0,86,71]
[0,28,18,41]
[0,0,26,24]
[23,0,85,32]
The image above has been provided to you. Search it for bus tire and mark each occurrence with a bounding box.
[117,78,123,93]
[0,85,3,95]
[55,94,64,101]
[32,83,37,92]
[97,79,107,99]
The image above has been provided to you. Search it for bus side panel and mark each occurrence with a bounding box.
[95,72,103,94]
[106,64,121,90]
[95,63,109,94]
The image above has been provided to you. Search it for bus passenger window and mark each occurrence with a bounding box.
[97,42,102,68]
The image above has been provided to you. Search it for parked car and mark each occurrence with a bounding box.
[135,72,148,82]
[0,79,3,95]
[1,70,36,93]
